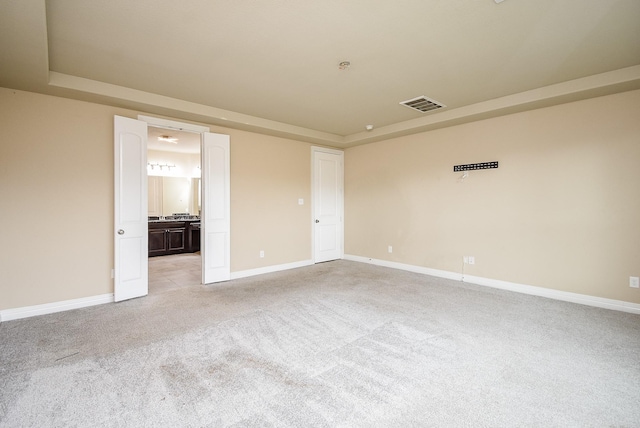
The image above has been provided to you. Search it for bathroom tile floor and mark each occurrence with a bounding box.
[148,252,201,294]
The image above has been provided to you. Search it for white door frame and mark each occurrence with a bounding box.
[138,115,210,135]
[311,146,344,263]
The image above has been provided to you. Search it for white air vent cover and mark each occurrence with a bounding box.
[400,96,446,113]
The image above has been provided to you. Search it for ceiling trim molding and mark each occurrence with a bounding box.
[47,71,344,146]
[344,65,640,147]
[47,66,640,148]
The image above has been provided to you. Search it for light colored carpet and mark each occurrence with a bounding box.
[1,260,639,427]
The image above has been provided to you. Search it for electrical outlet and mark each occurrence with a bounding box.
[468,256,475,265]
[260,250,265,258]
[630,276,639,288]
[388,246,393,253]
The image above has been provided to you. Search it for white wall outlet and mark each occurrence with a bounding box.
[630,276,639,288]
[298,198,304,205]
[468,256,475,265]
[259,250,265,258]
[388,245,393,253]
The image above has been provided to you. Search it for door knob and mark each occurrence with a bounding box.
[315,219,319,223]
[117,229,125,235]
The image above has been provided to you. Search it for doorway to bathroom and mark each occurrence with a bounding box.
[113,115,230,302]
[147,125,202,294]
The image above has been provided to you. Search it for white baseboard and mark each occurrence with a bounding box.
[231,259,314,280]
[5,257,637,321]
[0,293,114,322]
[344,254,640,315]
[462,274,640,315]
[344,254,463,281]
[0,260,313,322]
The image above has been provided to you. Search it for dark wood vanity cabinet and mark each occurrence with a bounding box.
[148,221,200,257]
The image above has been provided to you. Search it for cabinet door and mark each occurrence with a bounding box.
[148,229,167,256]
[190,224,201,253]
[167,228,186,251]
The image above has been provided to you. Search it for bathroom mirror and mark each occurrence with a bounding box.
[149,176,200,218]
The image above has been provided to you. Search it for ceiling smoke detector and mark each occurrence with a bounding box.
[338,61,351,70]
[399,95,446,113]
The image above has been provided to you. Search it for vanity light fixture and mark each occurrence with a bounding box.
[147,162,176,170]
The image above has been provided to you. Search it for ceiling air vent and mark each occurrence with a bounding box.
[400,95,446,113]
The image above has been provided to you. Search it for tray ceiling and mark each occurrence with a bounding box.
[1,0,639,147]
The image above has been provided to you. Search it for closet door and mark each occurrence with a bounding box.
[313,147,344,263]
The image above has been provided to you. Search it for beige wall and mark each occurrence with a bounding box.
[228,131,311,271]
[0,89,116,310]
[0,88,312,310]
[2,86,638,311]
[345,90,640,303]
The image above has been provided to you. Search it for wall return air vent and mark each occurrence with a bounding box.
[400,95,446,113]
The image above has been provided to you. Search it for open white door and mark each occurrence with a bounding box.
[114,116,148,301]
[202,132,230,284]
[312,147,344,263]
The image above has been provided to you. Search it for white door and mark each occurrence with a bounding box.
[114,116,148,301]
[313,147,344,263]
[202,132,231,283]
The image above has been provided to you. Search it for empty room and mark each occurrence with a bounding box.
[1,0,639,426]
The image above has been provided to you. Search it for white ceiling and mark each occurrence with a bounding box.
[1,0,639,148]
[147,127,201,154]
